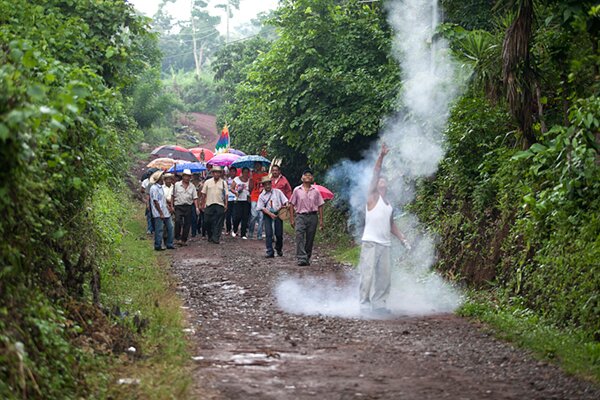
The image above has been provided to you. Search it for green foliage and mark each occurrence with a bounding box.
[97,189,191,399]
[217,0,400,172]
[0,0,164,397]
[131,68,181,129]
[441,0,498,31]
[459,293,600,382]
[411,1,600,344]
[414,90,600,339]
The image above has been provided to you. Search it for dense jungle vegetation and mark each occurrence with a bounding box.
[0,0,187,398]
[1,0,599,398]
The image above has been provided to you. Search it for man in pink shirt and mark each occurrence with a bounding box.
[289,168,325,266]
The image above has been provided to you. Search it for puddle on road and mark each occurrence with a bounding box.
[194,350,315,370]
[178,258,221,267]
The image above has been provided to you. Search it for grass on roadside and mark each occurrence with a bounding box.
[459,292,600,383]
[97,197,192,399]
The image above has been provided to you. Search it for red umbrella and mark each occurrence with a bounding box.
[189,147,215,162]
[313,184,334,200]
[151,145,197,162]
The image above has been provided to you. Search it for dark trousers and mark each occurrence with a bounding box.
[174,204,193,242]
[225,201,234,233]
[263,214,283,256]
[197,209,207,237]
[205,204,225,243]
[295,213,318,264]
[233,200,250,236]
[191,206,198,237]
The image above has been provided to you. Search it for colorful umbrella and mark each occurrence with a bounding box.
[313,184,334,200]
[168,162,207,174]
[228,148,246,156]
[189,147,215,162]
[208,153,241,167]
[147,157,175,170]
[231,155,271,170]
[151,145,197,162]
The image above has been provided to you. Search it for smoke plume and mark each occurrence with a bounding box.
[276,0,465,318]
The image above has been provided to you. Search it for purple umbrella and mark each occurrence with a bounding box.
[228,148,246,156]
[208,153,241,166]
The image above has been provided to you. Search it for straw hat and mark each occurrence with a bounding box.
[211,165,223,172]
[149,170,164,184]
[182,169,192,176]
[261,175,272,184]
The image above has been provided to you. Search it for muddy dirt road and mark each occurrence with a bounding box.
[168,234,599,400]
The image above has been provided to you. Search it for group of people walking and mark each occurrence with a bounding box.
[142,144,411,316]
[141,162,326,266]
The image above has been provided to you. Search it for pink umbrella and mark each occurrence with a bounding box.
[313,184,334,200]
[208,153,241,167]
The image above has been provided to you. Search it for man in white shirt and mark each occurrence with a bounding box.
[149,170,175,251]
[173,169,199,245]
[200,165,228,244]
[359,144,410,316]
[257,176,288,258]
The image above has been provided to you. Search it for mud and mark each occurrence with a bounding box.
[168,234,600,399]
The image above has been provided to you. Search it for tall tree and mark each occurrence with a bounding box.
[190,0,221,75]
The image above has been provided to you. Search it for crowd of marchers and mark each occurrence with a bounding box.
[141,145,412,317]
[140,162,325,266]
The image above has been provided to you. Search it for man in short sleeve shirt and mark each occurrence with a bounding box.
[289,168,325,266]
[200,165,228,244]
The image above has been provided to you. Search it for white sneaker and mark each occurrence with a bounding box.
[231,231,236,237]
[242,236,248,240]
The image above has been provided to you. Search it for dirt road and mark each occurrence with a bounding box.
[169,234,599,400]
[179,113,219,149]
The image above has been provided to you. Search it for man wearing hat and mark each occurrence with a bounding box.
[200,165,228,244]
[172,169,199,246]
[149,170,175,251]
[289,168,325,266]
[257,175,288,258]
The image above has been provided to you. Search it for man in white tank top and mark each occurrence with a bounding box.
[359,144,411,316]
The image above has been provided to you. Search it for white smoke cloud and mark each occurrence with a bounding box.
[275,0,465,318]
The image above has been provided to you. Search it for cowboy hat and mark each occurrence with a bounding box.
[149,170,164,184]
[261,175,272,184]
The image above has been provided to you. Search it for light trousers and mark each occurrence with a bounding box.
[359,241,391,310]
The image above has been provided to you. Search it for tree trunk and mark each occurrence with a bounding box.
[502,0,536,148]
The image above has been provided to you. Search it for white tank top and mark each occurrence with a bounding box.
[361,196,392,246]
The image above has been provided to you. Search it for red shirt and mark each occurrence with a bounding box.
[250,171,267,202]
[271,175,292,199]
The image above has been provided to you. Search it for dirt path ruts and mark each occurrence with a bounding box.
[168,234,599,399]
